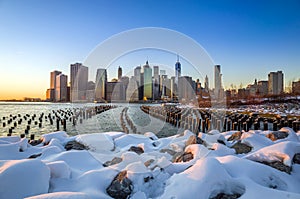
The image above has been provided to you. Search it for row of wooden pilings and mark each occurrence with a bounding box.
[120,107,137,134]
[0,105,116,141]
[140,105,300,134]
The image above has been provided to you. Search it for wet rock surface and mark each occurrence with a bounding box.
[106,170,133,199]
[64,140,89,151]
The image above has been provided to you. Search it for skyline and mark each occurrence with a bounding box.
[1,0,300,100]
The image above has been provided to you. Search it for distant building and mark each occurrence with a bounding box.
[268,71,284,95]
[292,80,300,94]
[153,66,160,100]
[95,68,107,102]
[86,81,95,102]
[55,74,68,102]
[106,82,125,102]
[46,88,55,101]
[134,66,143,100]
[160,74,171,99]
[257,80,268,96]
[246,79,258,96]
[126,77,139,102]
[70,63,88,102]
[175,55,181,85]
[143,61,152,100]
[118,66,122,80]
[214,65,222,99]
[178,76,194,101]
[204,75,209,92]
[48,70,62,101]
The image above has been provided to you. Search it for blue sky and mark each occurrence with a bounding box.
[0,0,299,99]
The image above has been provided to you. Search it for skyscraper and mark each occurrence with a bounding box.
[134,66,143,100]
[175,55,181,85]
[143,61,152,100]
[95,68,107,102]
[55,74,68,102]
[70,63,88,102]
[214,65,222,98]
[268,71,284,95]
[204,75,209,92]
[153,66,160,100]
[49,70,61,101]
[118,66,122,80]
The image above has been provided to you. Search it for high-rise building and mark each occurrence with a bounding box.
[204,75,209,92]
[214,65,222,98]
[86,81,95,102]
[95,68,107,102]
[143,61,152,100]
[170,76,176,99]
[106,82,125,102]
[178,76,194,101]
[153,66,160,100]
[292,80,300,94]
[55,74,68,102]
[118,66,122,80]
[134,66,143,100]
[126,77,139,102]
[48,70,62,101]
[257,80,268,96]
[70,63,88,102]
[175,55,181,84]
[268,71,284,95]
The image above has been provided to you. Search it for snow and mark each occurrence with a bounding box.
[1,128,300,198]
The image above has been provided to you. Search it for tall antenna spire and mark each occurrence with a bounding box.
[177,54,179,62]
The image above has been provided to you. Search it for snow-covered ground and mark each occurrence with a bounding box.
[1,128,300,199]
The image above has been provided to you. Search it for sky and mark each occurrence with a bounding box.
[0,0,299,100]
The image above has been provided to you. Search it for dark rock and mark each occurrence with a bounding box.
[210,193,241,199]
[259,161,291,174]
[227,132,242,142]
[231,141,252,154]
[185,135,204,146]
[29,139,43,146]
[28,153,42,159]
[64,140,89,151]
[103,157,122,167]
[128,146,144,155]
[143,176,154,183]
[144,159,155,167]
[174,152,194,162]
[217,139,226,145]
[106,170,133,199]
[293,153,300,164]
[160,148,176,156]
[266,131,288,141]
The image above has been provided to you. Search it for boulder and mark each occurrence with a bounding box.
[103,157,122,167]
[128,146,144,155]
[106,170,133,199]
[144,159,155,167]
[259,161,291,174]
[227,132,242,142]
[266,131,288,141]
[231,141,252,154]
[64,140,88,151]
[293,153,300,164]
[185,135,204,146]
[28,153,42,159]
[210,193,242,199]
[173,152,194,162]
